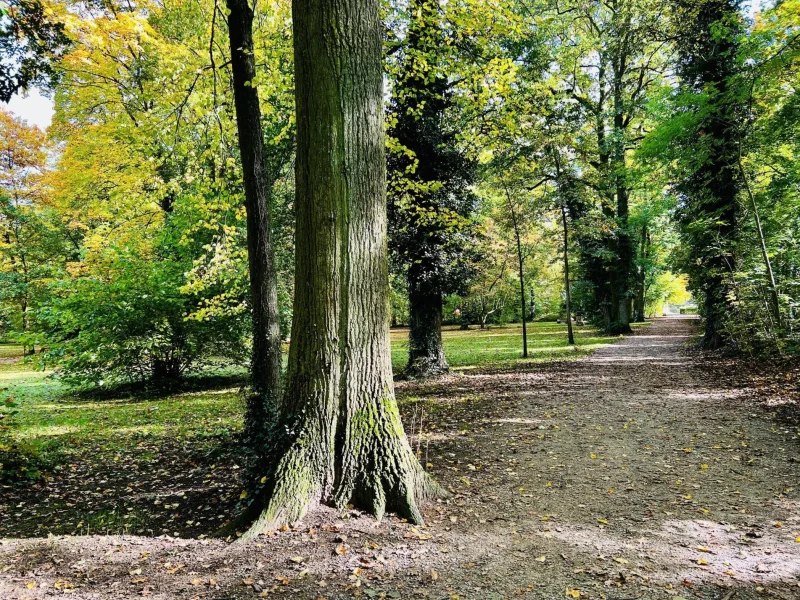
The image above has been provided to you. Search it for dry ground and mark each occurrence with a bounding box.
[2,317,800,600]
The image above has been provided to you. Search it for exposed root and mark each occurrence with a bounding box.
[236,440,326,542]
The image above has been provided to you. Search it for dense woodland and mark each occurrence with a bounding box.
[1,0,800,596]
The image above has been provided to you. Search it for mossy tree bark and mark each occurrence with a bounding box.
[241,0,440,539]
[226,0,283,437]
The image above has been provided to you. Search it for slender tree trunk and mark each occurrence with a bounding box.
[612,63,632,335]
[406,283,449,377]
[226,0,283,437]
[561,204,575,346]
[635,224,648,322]
[738,156,781,329]
[241,0,440,539]
[504,186,528,358]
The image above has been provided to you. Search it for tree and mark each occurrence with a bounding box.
[226,0,285,439]
[240,0,440,538]
[35,0,264,385]
[387,0,479,378]
[671,0,745,349]
[504,0,671,334]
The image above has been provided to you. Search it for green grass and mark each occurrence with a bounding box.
[1,323,631,457]
[390,321,628,371]
[2,323,628,455]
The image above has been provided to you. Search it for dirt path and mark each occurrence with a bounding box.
[3,317,800,599]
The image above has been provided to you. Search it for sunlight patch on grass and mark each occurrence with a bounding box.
[15,424,83,438]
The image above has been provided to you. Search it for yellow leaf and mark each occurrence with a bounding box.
[535,555,546,562]
[566,588,581,598]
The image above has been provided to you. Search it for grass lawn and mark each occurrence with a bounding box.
[0,322,644,537]
[390,321,622,371]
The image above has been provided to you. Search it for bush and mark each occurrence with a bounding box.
[38,248,249,388]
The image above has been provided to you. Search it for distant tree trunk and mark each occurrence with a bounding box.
[611,49,632,335]
[561,204,575,346]
[240,0,440,539]
[634,224,648,323]
[503,185,528,357]
[406,283,449,377]
[226,0,283,437]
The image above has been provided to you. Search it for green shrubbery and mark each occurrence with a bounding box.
[38,242,249,389]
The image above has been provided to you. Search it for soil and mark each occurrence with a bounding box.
[2,317,800,600]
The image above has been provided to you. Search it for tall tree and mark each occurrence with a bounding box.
[672,0,745,349]
[226,0,284,439]
[240,0,440,538]
[387,0,478,378]
[509,0,671,334]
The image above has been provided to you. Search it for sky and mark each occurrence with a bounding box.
[6,87,55,131]
[3,0,771,132]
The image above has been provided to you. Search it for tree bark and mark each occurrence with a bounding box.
[241,0,440,539]
[226,0,283,437]
[611,36,632,335]
[503,185,528,358]
[634,224,648,323]
[406,285,449,377]
[562,204,575,346]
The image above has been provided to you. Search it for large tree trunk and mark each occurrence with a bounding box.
[406,284,449,377]
[241,0,440,539]
[226,0,283,438]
